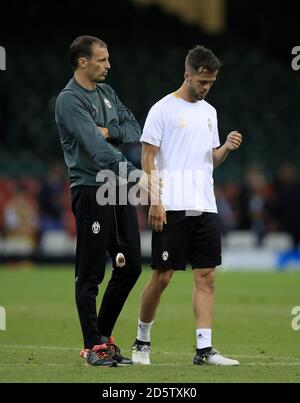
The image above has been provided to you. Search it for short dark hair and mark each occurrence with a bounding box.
[68,35,107,71]
[185,45,220,74]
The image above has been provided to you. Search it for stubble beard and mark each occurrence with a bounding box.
[189,84,203,102]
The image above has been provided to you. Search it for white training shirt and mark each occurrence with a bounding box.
[140,93,220,212]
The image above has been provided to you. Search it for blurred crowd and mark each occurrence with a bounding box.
[215,162,300,249]
[0,160,300,256]
[0,162,75,255]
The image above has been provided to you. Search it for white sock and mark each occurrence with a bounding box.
[196,328,212,350]
[137,319,154,343]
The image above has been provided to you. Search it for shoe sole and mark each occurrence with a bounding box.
[82,356,118,367]
[84,361,118,367]
[193,361,239,366]
[117,362,133,366]
[132,361,151,365]
[206,362,240,366]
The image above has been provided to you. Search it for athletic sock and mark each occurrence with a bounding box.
[196,328,212,350]
[137,319,154,343]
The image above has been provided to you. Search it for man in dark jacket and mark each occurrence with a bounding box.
[55,35,142,367]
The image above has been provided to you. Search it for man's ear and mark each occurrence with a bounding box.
[184,71,190,81]
[78,57,87,69]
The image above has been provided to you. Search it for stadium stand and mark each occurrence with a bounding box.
[0,0,299,266]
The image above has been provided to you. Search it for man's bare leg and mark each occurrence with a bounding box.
[132,269,174,364]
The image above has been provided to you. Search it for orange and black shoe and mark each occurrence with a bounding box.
[107,336,132,365]
[80,343,117,367]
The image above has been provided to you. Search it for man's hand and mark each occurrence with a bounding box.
[225,131,242,151]
[148,204,167,232]
[97,127,110,139]
[138,171,162,204]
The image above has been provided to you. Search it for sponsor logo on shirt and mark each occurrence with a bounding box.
[176,117,187,128]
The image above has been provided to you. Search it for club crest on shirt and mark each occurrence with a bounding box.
[92,221,101,234]
[177,117,187,128]
[208,118,213,132]
[162,251,169,261]
[104,98,112,108]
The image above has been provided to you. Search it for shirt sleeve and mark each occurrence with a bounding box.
[55,91,136,176]
[140,104,164,147]
[106,89,141,144]
[213,109,220,148]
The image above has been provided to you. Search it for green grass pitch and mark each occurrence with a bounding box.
[0,266,300,383]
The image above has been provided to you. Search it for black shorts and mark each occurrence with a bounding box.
[151,211,221,271]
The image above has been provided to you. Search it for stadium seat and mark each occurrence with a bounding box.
[224,230,257,249]
[39,230,76,256]
[2,237,35,255]
[262,232,293,251]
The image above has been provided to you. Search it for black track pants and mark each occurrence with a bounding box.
[71,186,141,348]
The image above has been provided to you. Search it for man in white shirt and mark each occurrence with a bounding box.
[132,45,242,366]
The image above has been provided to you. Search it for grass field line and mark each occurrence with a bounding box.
[1,362,300,368]
[1,344,300,362]
[153,363,300,366]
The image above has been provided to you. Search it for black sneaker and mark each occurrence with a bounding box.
[107,336,132,365]
[81,344,117,367]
